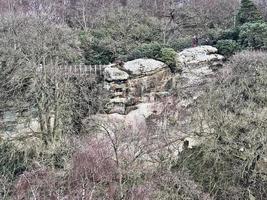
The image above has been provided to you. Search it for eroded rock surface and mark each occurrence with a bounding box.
[123,58,167,76]
[104,59,172,114]
[177,45,224,66]
[104,65,129,82]
[84,46,225,165]
[175,45,224,97]
[100,45,224,127]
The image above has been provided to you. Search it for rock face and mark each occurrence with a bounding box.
[85,46,225,163]
[176,45,224,91]
[104,65,129,82]
[177,45,224,66]
[104,59,172,114]
[102,46,224,115]
[0,46,226,172]
[123,58,167,76]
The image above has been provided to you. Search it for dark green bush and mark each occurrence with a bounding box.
[127,42,162,60]
[160,48,176,65]
[80,9,163,64]
[200,28,239,47]
[169,37,192,52]
[236,0,263,25]
[160,47,177,72]
[219,28,240,41]
[80,30,116,65]
[239,22,267,49]
[203,29,224,45]
[216,40,240,56]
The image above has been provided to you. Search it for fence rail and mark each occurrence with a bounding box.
[37,64,110,77]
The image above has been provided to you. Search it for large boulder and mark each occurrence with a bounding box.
[126,69,172,107]
[104,66,129,82]
[123,59,167,76]
[105,59,172,114]
[177,45,224,66]
[105,97,127,115]
[175,46,225,89]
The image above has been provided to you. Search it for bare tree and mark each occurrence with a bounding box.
[0,15,84,144]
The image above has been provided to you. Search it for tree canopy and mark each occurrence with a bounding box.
[236,0,263,25]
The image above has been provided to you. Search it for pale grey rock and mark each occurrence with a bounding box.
[183,136,203,149]
[174,45,225,89]
[177,45,224,66]
[104,66,129,81]
[2,111,17,122]
[109,98,127,104]
[106,98,127,115]
[104,59,172,115]
[123,59,167,76]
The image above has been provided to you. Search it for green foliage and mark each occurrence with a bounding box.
[216,40,240,56]
[204,22,267,52]
[239,22,267,49]
[219,28,240,41]
[127,42,162,60]
[201,29,225,45]
[80,9,163,64]
[160,48,177,72]
[160,48,176,65]
[80,30,115,64]
[236,0,263,25]
[169,37,192,52]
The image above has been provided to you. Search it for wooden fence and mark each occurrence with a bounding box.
[37,64,109,77]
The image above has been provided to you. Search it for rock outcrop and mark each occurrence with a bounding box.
[84,46,225,163]
[177,45,224,81]
[102,46,224,115]
[104,59,172,114]
[0,109,40,139]
[0,45,226,174]
[175,45,224,99]
[177,45,224,66]
[104,66,129,82]
[123,59,167,76]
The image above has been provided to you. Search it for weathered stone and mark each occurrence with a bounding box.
[123,59,167,76]
[103,47,223,115]
[106,98,127,115]
[103,59,172,115]
[104,66,129,81]
[127,68,172,104]
[109,98,127,104]
[2,111,17,122]
[174,45,224,90]
[79,46,226,169]
[177,45,224,66]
